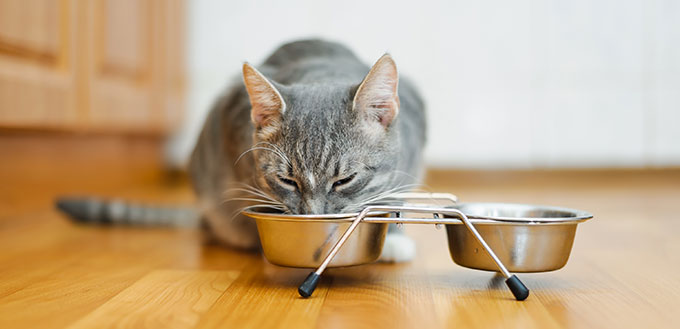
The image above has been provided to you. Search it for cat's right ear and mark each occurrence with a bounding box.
[352,54,400,131]
[242,63,286,130]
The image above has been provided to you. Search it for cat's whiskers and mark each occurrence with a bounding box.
[228,204,286,221]
[256,142,292,166]
[234,146,288,167]
[344,167,443,211]
[223,197,283,206]
[225,180,283,202]
[345,183,423,211]
[225,185,279,204]
[339,169,417,210]
[250,178,286,204]
[234,142,292,167]
[386,170,435,193]
[387,170,419,183]
[223,182,290,219]
[227,164,427,216]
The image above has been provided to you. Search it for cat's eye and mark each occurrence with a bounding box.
[332,173,356,190]
[277,176,299,190]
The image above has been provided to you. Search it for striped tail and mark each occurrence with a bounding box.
[55,197,200,227]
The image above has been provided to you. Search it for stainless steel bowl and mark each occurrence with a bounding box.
[445,203,593,272]
[242,207,389,268]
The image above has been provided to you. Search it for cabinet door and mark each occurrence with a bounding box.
[86,0,184,134]
[0,0,184,134]
[0,0,78,128]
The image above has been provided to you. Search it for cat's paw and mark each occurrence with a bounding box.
[379,233,416,263]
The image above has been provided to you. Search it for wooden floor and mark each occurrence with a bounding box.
[1,167,679,329]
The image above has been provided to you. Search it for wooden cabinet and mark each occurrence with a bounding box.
[0,0,77,128]
[0,0,184,134]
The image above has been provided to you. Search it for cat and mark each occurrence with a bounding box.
[188,39,427,262]
[56,39,427,262]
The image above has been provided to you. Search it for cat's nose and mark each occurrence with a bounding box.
[302,196,326,215]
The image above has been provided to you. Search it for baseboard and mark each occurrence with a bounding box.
[0,131,168,197]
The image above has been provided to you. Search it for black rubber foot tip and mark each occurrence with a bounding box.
[298,272,321,298]
[505,275,530,301]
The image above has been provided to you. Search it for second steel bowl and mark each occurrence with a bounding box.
[445,203,593,272]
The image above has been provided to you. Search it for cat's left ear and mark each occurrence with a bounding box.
[242,62,286,130]
[352,54,400,129]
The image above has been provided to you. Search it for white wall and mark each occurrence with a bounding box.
[167,0,680,169]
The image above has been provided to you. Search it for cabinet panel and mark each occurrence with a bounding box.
[0,0,76,128]
[0,0,184,134]
[0,0,62,60]
[87,0,183,133]
[97,0,149,81]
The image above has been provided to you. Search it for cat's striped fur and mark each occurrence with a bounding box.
[189,40,426,260]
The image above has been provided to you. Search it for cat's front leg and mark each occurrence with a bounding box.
[379,225,416,263]
[200,201,260,250]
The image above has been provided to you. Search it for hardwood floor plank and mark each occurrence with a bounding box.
[315,265,442,329]
[194,262,329,329]
[0,226,202,328]
[67,270,238,329]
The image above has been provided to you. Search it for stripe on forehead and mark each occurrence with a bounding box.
[297,132,328,168]
[307,173,316,187]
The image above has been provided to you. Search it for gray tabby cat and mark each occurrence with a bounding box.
[190,39,426,261]
[55,39,426,262]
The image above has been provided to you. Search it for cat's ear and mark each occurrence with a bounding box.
[352,54,400,129]
[242,62,286,129]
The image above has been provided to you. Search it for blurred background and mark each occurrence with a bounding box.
[1,0,678,191]
[170,0,680,170]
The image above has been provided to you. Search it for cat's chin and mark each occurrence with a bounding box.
[378,233,416,263]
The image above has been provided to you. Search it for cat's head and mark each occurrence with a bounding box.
[242,55,407,214]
